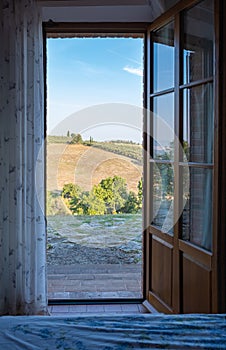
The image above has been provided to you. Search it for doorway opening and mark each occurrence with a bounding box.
[46,33,144,301]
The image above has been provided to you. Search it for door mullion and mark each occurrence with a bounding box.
[143,28,152,301]
[172,12,181,313]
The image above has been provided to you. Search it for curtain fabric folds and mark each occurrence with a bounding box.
[0,0,47,315]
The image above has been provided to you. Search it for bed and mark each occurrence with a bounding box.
[0,314,225,349]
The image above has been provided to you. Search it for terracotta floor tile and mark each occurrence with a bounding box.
[121,304,140,312]
[49,303,150,315]
[104,304,122,312]
[69,305,87,313]
[87,304,105,313]
[51,305,70,313]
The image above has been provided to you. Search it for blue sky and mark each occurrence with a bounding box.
[47,37,144,141]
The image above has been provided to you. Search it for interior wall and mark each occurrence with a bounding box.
[39,0,181,23]
[41,5,154,22]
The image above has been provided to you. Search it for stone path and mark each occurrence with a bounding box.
[48,263,142,299]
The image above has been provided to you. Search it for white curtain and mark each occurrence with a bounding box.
[0,0,48,315]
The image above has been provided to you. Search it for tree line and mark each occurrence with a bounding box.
[62,176,143,216]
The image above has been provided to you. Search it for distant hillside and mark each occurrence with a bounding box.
[47,143,142,194]
[47,136,142,164]
[92,141,142,164]
[47,135,72,144]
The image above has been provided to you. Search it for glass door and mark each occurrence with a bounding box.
[145,0,215,313]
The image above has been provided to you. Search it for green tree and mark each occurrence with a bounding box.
[62,183,82,199]
[70,190,105,215]
[97,175,128,214]
[61,176,143,216]
[69,190,88,215]
[67,130,70,137]
[89,136,94,145]
[122,191,139,213]
[137,178,143,209]
[70,134,83,144]
[85,191,105,215]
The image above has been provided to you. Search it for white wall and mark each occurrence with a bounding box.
[39,0,180,23]
[42,5,156,22]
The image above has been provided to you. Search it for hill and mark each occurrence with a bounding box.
[47,142,142,195]
[91,141,142,164]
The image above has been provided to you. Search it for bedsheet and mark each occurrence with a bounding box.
[0,314,226,349]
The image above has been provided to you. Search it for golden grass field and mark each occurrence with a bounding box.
[47,143,142,194]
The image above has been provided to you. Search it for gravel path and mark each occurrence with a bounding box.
[47,236,142,265]
[47,215,142,265]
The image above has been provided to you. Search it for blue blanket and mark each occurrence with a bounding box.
[0,314,225,349]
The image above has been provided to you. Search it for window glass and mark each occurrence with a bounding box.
[153,21,175,92]
[183,0,214,84]
[183,83,213,163]
[182,167,212,251]
[153,93,174,160]
[152,163,174,234]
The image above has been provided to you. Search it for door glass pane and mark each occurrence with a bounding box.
[183,83,213,163]
[153,21,174,92]
[152,163,174,234]
[183,0,214,84]
[182,167,212,251]
[153,93,174,160]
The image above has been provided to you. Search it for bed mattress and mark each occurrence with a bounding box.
[0,313,225,349]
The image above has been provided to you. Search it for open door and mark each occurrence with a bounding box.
[144,0,217,313]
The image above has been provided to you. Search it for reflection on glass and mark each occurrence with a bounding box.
[183,0,213,84]
[153,93,174,160]
[153,21,174,92]
[183,83,213,163]
[182,167,212,251]
[152,163,174,234]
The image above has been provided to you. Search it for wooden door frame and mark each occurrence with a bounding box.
[44,22,148,304]
[214,0,226,313]
[43,0,226,311]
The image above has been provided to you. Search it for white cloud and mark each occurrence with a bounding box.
[123,66,143,77]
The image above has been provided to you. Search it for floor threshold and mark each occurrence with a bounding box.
[48,302,150,315]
